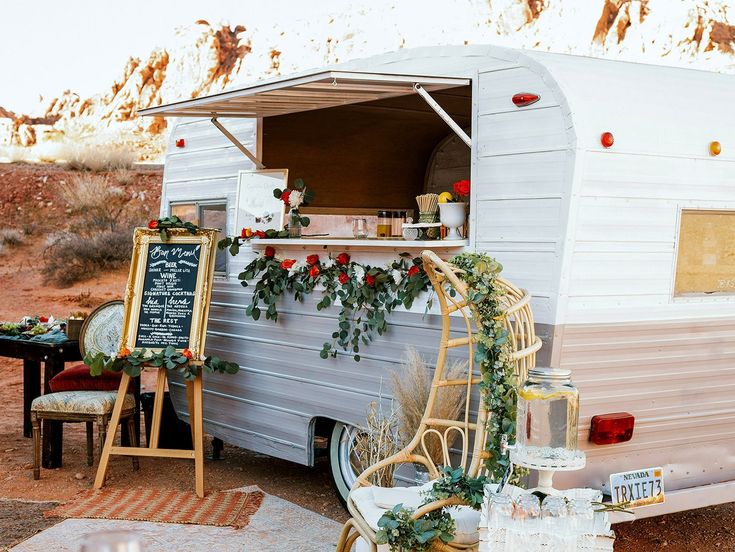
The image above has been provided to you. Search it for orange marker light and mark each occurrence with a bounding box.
[601,132,614,148]
[710,141,722,156]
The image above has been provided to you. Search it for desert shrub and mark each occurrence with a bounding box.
[59,140,136,172]
[43,232,133,286]
[0,229,23,247]
[57,174,138,234]
[390,347,468,465]
[113,167,136,186]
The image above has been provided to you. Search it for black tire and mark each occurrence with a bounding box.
[329,421,362,507]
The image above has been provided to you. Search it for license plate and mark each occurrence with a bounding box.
[609,467,665,508]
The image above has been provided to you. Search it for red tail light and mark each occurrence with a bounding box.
[512,93,540,107]
[175,138,185,148]
[589,412,635,445]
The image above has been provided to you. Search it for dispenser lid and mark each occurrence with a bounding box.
[527,367,572,383]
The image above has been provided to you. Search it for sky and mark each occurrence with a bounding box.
[0,0,348,113]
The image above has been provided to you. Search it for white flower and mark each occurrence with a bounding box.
[288,190,303,209]
[352,265,365,282]
[390,269,403,285]
[289,260,307,277]
[322,257,335,269]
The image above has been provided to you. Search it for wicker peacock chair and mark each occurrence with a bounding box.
[335,250,542,552]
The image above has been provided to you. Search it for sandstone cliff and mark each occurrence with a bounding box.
[1,1,734,162]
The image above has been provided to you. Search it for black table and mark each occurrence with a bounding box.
[0,338,81,468]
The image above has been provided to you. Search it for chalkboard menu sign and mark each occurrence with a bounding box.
[135,243,201,348]
[121,228,218,358]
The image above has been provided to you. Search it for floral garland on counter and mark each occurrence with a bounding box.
[84,345,240,381]
[216,241,431,361]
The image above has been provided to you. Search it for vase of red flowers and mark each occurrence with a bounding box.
[438,179,470,240]
[273,178,314,239]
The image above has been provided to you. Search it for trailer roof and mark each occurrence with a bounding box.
[138,70,470,118]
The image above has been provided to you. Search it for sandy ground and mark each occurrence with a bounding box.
[0,163,732,550]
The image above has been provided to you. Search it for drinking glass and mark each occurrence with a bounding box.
[80,531,141,552]
[488,493,514,532]
[515,493,541,533]
[352,218,368,239]
[568,497,594,535]
[541,495,568,535]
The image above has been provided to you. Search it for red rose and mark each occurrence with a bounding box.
[280,190,291,204]
[336,252,350,265]
[253,230,266,239]
[306,254,319,266]
[338,272,350,285]
[241,227,253,239]
[309,265,320,279]
[39,316,49,323]
[365,274,376,287]
[453,179,470,198]
[182,348,193,359]
[280,259,296,270]
[264,246,276,259]
[407,265,420,278]
[148,219,158,229]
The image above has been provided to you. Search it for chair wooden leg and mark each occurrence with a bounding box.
[86,422,94,466]
[31,414,41,480]
[127,416,139,471]
[98,415,108,458]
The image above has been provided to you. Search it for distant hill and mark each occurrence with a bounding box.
[1,2,733,162]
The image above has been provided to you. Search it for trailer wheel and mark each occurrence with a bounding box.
[329,422,362,507]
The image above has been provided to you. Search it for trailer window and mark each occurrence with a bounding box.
[675,209,735,296]
[170,201,228,275]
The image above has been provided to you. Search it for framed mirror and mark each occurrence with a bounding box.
[235,169,288,232]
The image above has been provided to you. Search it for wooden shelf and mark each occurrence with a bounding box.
[251,238,468,248]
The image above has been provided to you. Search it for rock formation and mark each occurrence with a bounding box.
[1,1,734,162]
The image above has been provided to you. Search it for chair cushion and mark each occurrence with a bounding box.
[31,391,135,415]
[350,483,480,546]
[49,364,122,393]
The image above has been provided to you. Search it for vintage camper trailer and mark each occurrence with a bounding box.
[139,45,735,519]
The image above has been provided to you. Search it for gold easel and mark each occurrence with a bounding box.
[93,227,218,498]
[94,366,205,497]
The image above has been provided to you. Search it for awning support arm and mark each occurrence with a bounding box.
[211,116,265,169]
[413,84,471,148]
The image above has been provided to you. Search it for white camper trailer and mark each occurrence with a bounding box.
[140,45,735,519]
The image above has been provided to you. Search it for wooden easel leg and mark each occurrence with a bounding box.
[185,380,196,447]
[149,369,167,449]
[192,371,204,498]
[94,373,131,490]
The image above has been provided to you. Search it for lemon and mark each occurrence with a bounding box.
[438,192,454,203]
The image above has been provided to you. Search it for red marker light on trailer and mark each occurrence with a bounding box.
[175,138,185,148]
[512,93,540,107]
[601,132,614,148]
[589,412,635,445]
[710,141,722,156]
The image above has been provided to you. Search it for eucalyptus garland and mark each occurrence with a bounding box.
[450,252,525,483]
[85,345,240,381]
[376,467,487,552]
[147,215,200,242]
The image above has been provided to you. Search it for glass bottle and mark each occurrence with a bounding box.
[376,210,392,238]
[288,209,302,238]
[516,367,580,466]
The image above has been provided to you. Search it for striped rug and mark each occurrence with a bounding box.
[45,487,265,528]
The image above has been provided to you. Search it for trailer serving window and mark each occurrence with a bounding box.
[674,209,735,296]
[170,201,228,274]
[141,71,472,247]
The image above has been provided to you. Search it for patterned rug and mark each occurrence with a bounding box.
[45,487,265,529]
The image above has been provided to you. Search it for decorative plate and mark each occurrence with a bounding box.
[79,300,125,358]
